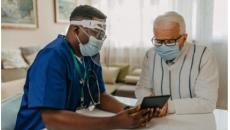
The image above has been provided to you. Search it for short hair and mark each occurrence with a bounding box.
[154,11,186,34]
[70,5,107,20]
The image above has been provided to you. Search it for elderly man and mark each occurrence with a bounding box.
[135,11,219,115]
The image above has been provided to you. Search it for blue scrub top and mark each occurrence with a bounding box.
[14,35,106,130]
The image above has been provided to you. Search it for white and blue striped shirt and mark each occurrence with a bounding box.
[135,42,219,114]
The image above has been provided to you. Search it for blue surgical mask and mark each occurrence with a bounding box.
[76,28,104,56]
[154,43,180,61]
[79,36,103,56]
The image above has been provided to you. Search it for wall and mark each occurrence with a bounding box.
[211,0,228,109]
[2,0,89,49]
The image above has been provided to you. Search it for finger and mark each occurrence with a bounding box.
[145,113,151,122]
[150,108,154,118]
[159,109,165,117]
[137,117,148,128]
[159,107,165,117]
[146,108,150,121]
[141,109,150,117]
[141,122,146,127]
[164,106,167,116]
[130,109,144,119]
[160,107,167,117]
[147,108,153,121]
[132,109,149,120]
[165,103,168,116]
[136,105,141,111]
[165,106,168,116]
[147,112,151,121]
[127,105,140,114]
[154,108,160,117]
[140,120,147,128]
[132,115,147,128]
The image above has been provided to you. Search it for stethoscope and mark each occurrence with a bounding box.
[86,68,101,111]
[70,48,100,111]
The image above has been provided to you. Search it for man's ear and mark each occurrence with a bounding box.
[183,33,188,41]
[179,33,188,49]
[73,26,80,35]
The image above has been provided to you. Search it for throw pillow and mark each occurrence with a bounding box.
[131,68,142,76]
[110,64,130,82]
[2,49,28,69]
[102,66,120,84]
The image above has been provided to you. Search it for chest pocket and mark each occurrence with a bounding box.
[65,61,80,110]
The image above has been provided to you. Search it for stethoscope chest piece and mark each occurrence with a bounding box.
[88,104,95,111]
[80,79,85,85]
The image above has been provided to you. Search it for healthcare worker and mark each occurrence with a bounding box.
[135,11,219,115]
[15,5,157,130]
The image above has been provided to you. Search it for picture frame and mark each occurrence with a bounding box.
[1,0,39,29]
[54,0,78,23]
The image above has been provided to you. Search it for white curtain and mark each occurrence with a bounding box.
[89,0,225,68]
[89,0,227,109]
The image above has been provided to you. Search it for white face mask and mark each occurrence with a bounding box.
[76,28,105,56]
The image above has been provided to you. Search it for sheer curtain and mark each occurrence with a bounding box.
[89,0,227,108]
[89,0,220,67]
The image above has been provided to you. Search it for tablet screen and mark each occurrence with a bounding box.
[141,95,171,109]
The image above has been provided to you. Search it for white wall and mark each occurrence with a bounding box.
[2,0,89,49]
[211,0,228,109]
[211,41,228,109]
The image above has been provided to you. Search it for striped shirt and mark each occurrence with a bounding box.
[135,42,219,114]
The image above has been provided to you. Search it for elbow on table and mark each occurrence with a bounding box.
[198,98,217,113]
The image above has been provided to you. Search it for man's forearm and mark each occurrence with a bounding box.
[98,93,126,113]
[41,109,117,130]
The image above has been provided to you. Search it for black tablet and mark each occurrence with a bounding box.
[141,95,171,109]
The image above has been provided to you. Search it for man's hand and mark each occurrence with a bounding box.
[112,105,150,129]
[158,102,168,117]
[145,102,169,121]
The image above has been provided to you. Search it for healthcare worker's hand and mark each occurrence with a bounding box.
[112,105,150,129]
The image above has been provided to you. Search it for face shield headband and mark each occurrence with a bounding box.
[70,19,105,32]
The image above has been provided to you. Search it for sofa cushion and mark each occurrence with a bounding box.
[1,78,25,100]
[110,64,130,82]
[124,75,140,85]
[1,94,22,130]
[24,52,37,65]
[20,46,40,56]
[1,68,27,82]
[130,68,142,76]
[2,49,28,69]
[102,66,120,84]
[20,46,40,65]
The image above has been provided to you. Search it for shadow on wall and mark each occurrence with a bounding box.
[211,40,228,109]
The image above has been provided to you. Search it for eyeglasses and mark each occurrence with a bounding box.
[151,35,183,47]
[86,28,107,40]
[93,29,107,40]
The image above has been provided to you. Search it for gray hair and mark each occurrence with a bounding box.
[154,11,186,34]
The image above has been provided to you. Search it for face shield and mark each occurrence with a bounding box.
[70,19,106,40]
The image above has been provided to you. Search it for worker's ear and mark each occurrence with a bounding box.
[73,26,80,35]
